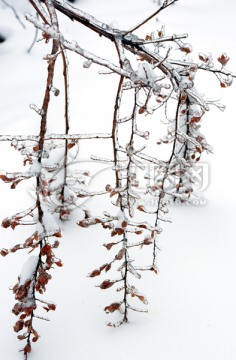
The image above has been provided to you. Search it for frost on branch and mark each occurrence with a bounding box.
[0,0,235,357]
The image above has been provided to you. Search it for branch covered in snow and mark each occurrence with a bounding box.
[1,0,235,356]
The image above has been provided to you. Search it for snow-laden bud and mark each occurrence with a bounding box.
[83,59,93,69]
[114,210,127,235]
[153,83,161,96]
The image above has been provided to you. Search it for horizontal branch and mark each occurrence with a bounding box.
[47,1,182,84]
[52,0,116,40]
[25,14,130,79]
[0,133,112,142]
[132,33,188,45]
[118,147,163,165]
[168,59,236,78]
[46,1,236,89]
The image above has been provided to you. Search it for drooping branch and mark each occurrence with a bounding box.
[0,1,63,358]
[59,47,71,219]
[22,0,60,356]
[1,0,235,357]
[152,94,182,265]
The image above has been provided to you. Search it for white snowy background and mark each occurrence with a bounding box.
[0,0,236,359]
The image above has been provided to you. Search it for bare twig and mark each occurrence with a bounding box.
[1,0,26,29]
[124,0,178,35]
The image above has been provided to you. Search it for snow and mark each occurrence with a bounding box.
[19,256,38,286]
[137,62,158,87]
[42,206,61,234]
[29,160,41,174]
[0,0,236,360]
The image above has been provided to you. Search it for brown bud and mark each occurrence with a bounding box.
[103,242,116,250]
[13,320,24,333]
[115,248,125,261]
[217,53,229,66]
[99,280,115,290]
[104,302,121,313]
[88,269,101,278]
[24,343,31,354]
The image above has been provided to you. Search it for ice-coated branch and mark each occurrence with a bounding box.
[168,59,236,79]
[38,3,180,85]
[29,0,50,25]
[59,47,70,220]
[52,0,116,40]
[4,2,63,358]
[44,0,235,92]
[132,33,188,44]
[152,95,181,265]
[1,0,235,356]
[25,13,131,79]
[44,0,59,30]
[0,133,112,141]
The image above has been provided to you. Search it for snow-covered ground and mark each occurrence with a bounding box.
[0,0,236,359]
